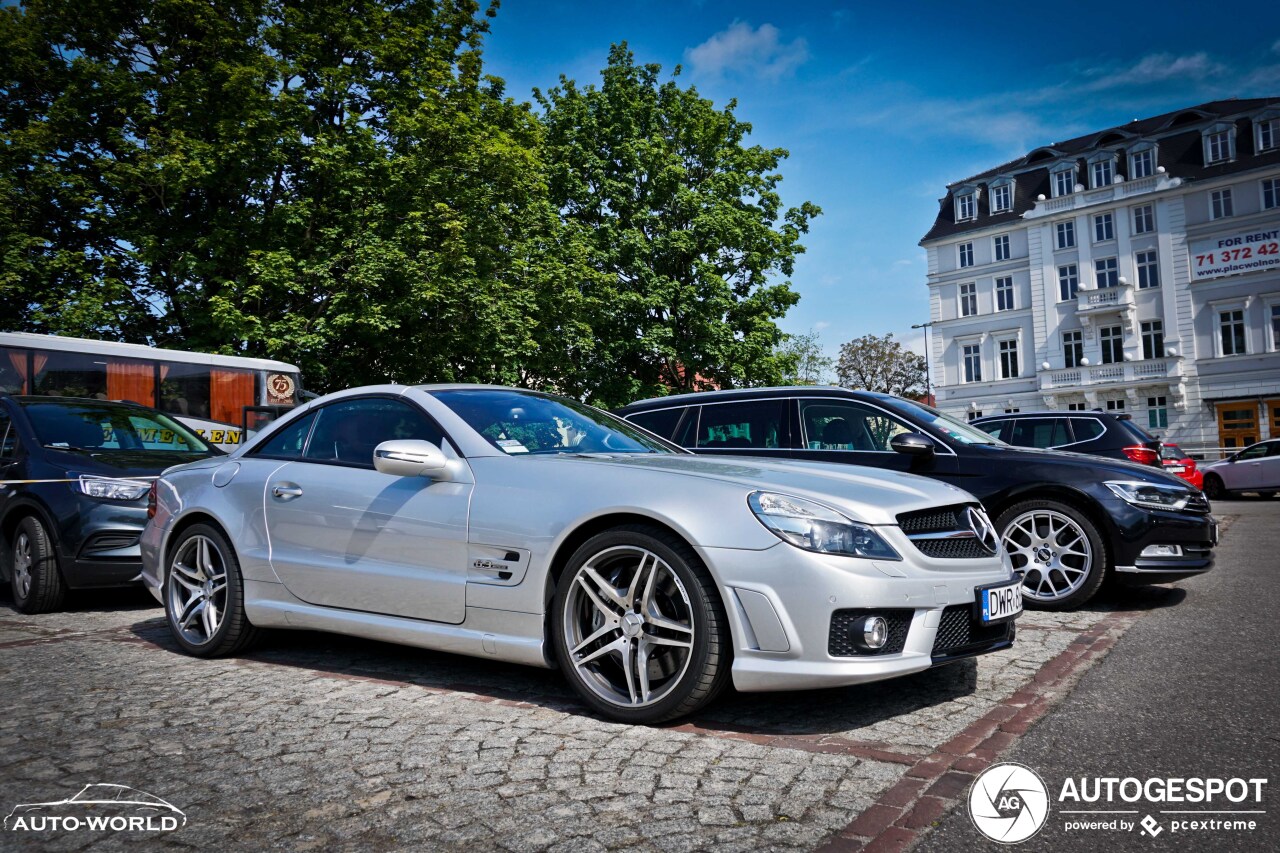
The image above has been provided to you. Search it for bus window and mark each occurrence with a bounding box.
[33,351,109,399]
[211,369,255,425]
[159,362,211,419]
[2,347,27,393]
[105,360,156,406]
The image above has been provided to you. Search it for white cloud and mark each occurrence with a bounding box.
[685,22,809,81]
[813,320,831,331]
[1078,52,1227,92]
[1272,38,1280,55]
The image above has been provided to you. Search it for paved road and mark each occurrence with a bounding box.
[915,498,1280,852]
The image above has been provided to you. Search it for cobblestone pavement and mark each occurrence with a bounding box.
[0,514,1243,853]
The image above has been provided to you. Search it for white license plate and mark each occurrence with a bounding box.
[980,581,1023,624]
[1167,465,1186,473]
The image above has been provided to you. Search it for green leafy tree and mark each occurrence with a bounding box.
[836,333,926,397]
[535,44,820,406]
[777,328,834,385]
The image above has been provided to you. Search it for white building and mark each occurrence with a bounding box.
[921,98,1280,453]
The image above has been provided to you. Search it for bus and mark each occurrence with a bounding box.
[0,332,305,452]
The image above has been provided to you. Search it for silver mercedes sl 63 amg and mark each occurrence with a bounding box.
[141,385,1022,723]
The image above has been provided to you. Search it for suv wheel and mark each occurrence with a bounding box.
[11,516,67,614]
[996,500,1107,611]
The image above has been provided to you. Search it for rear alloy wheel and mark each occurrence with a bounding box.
[164,524,259,657]
[10,516,66,614]
[552,526,730,724]
[1203,474,1227,501]
[997,500,1107,611]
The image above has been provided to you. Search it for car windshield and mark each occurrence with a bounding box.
[23,400,214,455]
[884,398,1004,445]
[430,389,678,455]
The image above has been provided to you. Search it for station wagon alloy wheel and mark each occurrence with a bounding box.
[167,535,229,645]
[998,502,1105,609]
[562,545,696,710]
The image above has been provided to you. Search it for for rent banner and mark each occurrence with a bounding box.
[1190,228,1280,281]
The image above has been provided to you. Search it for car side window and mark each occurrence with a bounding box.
[303,398,445,468]
[1069,418,1104,442]
[252,411,318,460]
[799,400,912,452]
[1237,444,1269,460]
[1010,418,1069,448]
[976,419,1007,440]
[1268,443,1280,458]
[694,400,785,449]
[626,408,683,440]
[0,412,14,459]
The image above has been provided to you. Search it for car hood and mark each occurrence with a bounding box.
[1199,456,1235,472]
[552,453,977,525]
[965,443,1190,486]
[42,448,220,478]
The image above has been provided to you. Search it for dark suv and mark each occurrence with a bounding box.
[971,410,1162,467]
[0,396,218,612]
[616,387,1215,610]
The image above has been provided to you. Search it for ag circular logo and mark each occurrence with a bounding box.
[968,762,1050,844]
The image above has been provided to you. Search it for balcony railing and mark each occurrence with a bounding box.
[1024,174,1182,218]
[1076,280,1134,316]
[1038,357,1181,391]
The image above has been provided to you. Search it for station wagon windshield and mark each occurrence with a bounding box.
[430,389,677,455]
[886,398,1005,446]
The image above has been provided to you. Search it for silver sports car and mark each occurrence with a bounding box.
[141,385,1022,723]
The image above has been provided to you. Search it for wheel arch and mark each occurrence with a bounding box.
[0,498,62,582]
[156,510,238,583]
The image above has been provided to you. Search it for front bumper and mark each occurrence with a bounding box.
[696,542,1019,693]
[1101,498,1216,584]
[58,497,149,589]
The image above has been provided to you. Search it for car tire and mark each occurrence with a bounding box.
[996,500,1107,611]
[552,525,731,724]
[164,524,260,657]
[10,516,67,614]
[1203,474,1227,500]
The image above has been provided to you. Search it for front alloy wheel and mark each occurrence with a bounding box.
[998,500,1107,611]
[164,524,259,657]
[553,526,729,723]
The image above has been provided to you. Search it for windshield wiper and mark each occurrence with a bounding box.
[43,443,94,452]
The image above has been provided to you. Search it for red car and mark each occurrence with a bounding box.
[1160,443,1204,491]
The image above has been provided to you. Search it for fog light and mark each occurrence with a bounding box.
[862,616,889,650]
[1139,544,1183,558]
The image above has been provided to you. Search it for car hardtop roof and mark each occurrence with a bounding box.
[413,383,551,394]
[617,386,898,411]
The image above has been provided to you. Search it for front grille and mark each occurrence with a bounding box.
[897,505,965,534]
[829,609,912,657]
[931,605,1012,658]
[913,538,992,559]
[898,503,997,559]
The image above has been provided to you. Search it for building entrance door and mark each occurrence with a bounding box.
[1216,402,1259,450]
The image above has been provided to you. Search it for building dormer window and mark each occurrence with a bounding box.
[1128,142,1157,179]
[1052,166,1077,198]
[1257,115,1279,152]
[989,178,1015,214]
[1090,155,1115,188]
[956,191,976,221]
[1203,124,1236,165]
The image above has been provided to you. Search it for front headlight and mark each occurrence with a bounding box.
[77,475,151,502]
[748,491,901,560]
[1105,481,1193,512]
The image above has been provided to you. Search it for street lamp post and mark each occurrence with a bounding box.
[911,321,933,404]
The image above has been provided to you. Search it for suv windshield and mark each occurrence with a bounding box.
[23,399,214,454]
[432,389,677,455]
[885,398,1005,445]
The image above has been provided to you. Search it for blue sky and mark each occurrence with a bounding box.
[482,1,1280,369]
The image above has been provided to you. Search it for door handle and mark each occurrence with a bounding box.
[272,484,303,499]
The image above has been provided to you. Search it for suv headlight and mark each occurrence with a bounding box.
[748,491,901,560]
[1104,481,1193,512]
[77,475,151,501]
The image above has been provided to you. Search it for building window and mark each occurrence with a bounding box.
[963,343,982,383]
[1219,309,1246,356]
[956,192,976,221]
[1130,148,1155,178]
[1273,304,1280,350]
[1263,178,1280,211]
[959,281,977,317]
[966,410,983,422]
[1100,325,1123,364]
[1257,117,1279,152]
[958,242,974,268]
[993,234,1010,261]
[1053,168,1076,198]
[1204,128,1234,164]
[1141,320,1164,359]
[1106,399,1126,412]
[1067,402,1087,411]
[1136,250,1160,289]
[1058,264,1079,301]
[999,339,1019,379]
[1095,257,1118,288]
[1132,204,1154,234]
[1093,212,1114,242]
[1004,407,1020,414]
[1055,220,1076,250]
[1147,396,1168,430]
[1063,330,1083,368]
[991,183,1012,213]
[1091,158,1114,188]
[1210,188,1233,220]
[995,276,1015,311]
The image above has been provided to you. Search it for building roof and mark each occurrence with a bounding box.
[920,97,1280,244]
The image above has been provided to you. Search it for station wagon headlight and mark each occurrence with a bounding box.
[748,491,901,560]
[1104,481,1192,512]
[77,475,151,502]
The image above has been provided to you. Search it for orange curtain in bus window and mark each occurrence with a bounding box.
[210,370,254,425]
[106,361,155,406]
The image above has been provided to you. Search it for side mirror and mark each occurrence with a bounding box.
[890,432,935,458]
[373,439,449,478]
